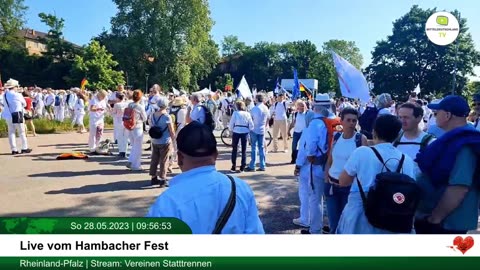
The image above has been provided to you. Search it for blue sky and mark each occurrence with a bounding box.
[24,0,479,76]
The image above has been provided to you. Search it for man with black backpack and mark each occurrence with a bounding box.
[337,114,416,234]
[220,92,234,129]
[187,93,215,131]
[395,103,435,177]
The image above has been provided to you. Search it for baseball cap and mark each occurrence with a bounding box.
[177,121,217,157]
[427,95,470,117]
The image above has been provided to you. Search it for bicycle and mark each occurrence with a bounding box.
[220,127,273,147]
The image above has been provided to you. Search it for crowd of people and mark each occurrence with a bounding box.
[2,77,480,234]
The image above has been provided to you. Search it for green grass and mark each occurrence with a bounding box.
[0,115,114,137]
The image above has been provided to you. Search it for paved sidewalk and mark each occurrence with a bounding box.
[0,130,301,233]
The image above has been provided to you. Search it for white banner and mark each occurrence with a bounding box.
[0,235,477,257]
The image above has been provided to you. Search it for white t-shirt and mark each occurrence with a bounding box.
[293,112,307,133]
[395,131,434,177]
[45,94,55,106]
[344,143,416,193]
[89,97,108,125]
[270,101,290,120]
[329,133,360,179]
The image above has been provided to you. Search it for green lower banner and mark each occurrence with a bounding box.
[0,257,478,270]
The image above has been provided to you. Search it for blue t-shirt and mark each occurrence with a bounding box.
[150,113,172,145]
[416,146,479,231]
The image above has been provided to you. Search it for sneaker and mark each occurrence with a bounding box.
[300,229,311,234]
[283,150,288,153]
[158,179,169,188]
[11,151,19,155]
[126,163,131,169]
[258,168,266,172]
[293,218,309,228]
[144,146,151,151]
[322,225,331,234]
[230,167,236,173]
[244,167,256,172]
[21,149,32,154]
[151,177,160,186]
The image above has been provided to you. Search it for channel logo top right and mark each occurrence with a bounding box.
[425,11,460,46]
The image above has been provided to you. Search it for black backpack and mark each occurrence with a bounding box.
[359,106,380,139]
[225,100,234,116]
[357,147,420,233]
[148,114,168,139]
[199,104,216,131]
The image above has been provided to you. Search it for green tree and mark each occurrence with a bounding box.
[221,35,248,56]
[71,40,125,90]
[366,5,480,99]
[101,0,219,90]
[38,12,77,61]
[0,0,27,50]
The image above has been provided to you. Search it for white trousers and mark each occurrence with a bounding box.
[115,123,129,154]
[300,163,324,234]
[6,119,28,152]
[54,106,65,122]
[35,105,44,118]
[88,121,104,152]
[72,112,85,126]
[128,128,144,169]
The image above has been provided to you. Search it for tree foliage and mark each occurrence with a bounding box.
[97,0,219,91]
[0,0,27,50]
[71,40,125,90]
[366,5,480,99]
[38,12,77,61]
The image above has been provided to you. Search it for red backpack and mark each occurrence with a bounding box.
[123,105,136,130]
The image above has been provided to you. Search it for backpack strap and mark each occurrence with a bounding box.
[354,132,362,148]
[212,175,237,234]
[392,131,404,147]
[370,147,391,172]
[333,132,342,145]
[420,133,434,149]
[395,154,406,173]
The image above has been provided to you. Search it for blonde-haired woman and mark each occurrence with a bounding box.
[127,90,148,171]
[88,90,108,153]
[228,101,254,172]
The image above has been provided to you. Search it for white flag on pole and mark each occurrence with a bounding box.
[413,84,421,94]
[172,87,180,96]
[332,52,370,103]
[237,75,252,98]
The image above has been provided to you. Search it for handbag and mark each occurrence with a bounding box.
[212,175,236,234]
[148,114,168,139]
[5,93,24,124]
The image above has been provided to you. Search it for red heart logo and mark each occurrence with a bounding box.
[453,236,474,254]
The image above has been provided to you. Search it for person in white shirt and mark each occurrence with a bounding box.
[1,79,31,155]
[323,108,368,233]
[146,121,264,234]
[375,93,394,116]
[395,102,435,177]
[229,101,254,172]
[269,93,290,152]
[88,90,108,153]
[187,93,206,124]
[72,92,87,134]
[44,89,55,120]
[245,94,270,172]
[54,90,66,122]
[289,100,308,164]
[473,93,480,131]
[112,92,130,158]
[126,90,148,171]
[219,92,234,128]
[0,88,4,120]
[337,114,416,234]
[34,89,45,118]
